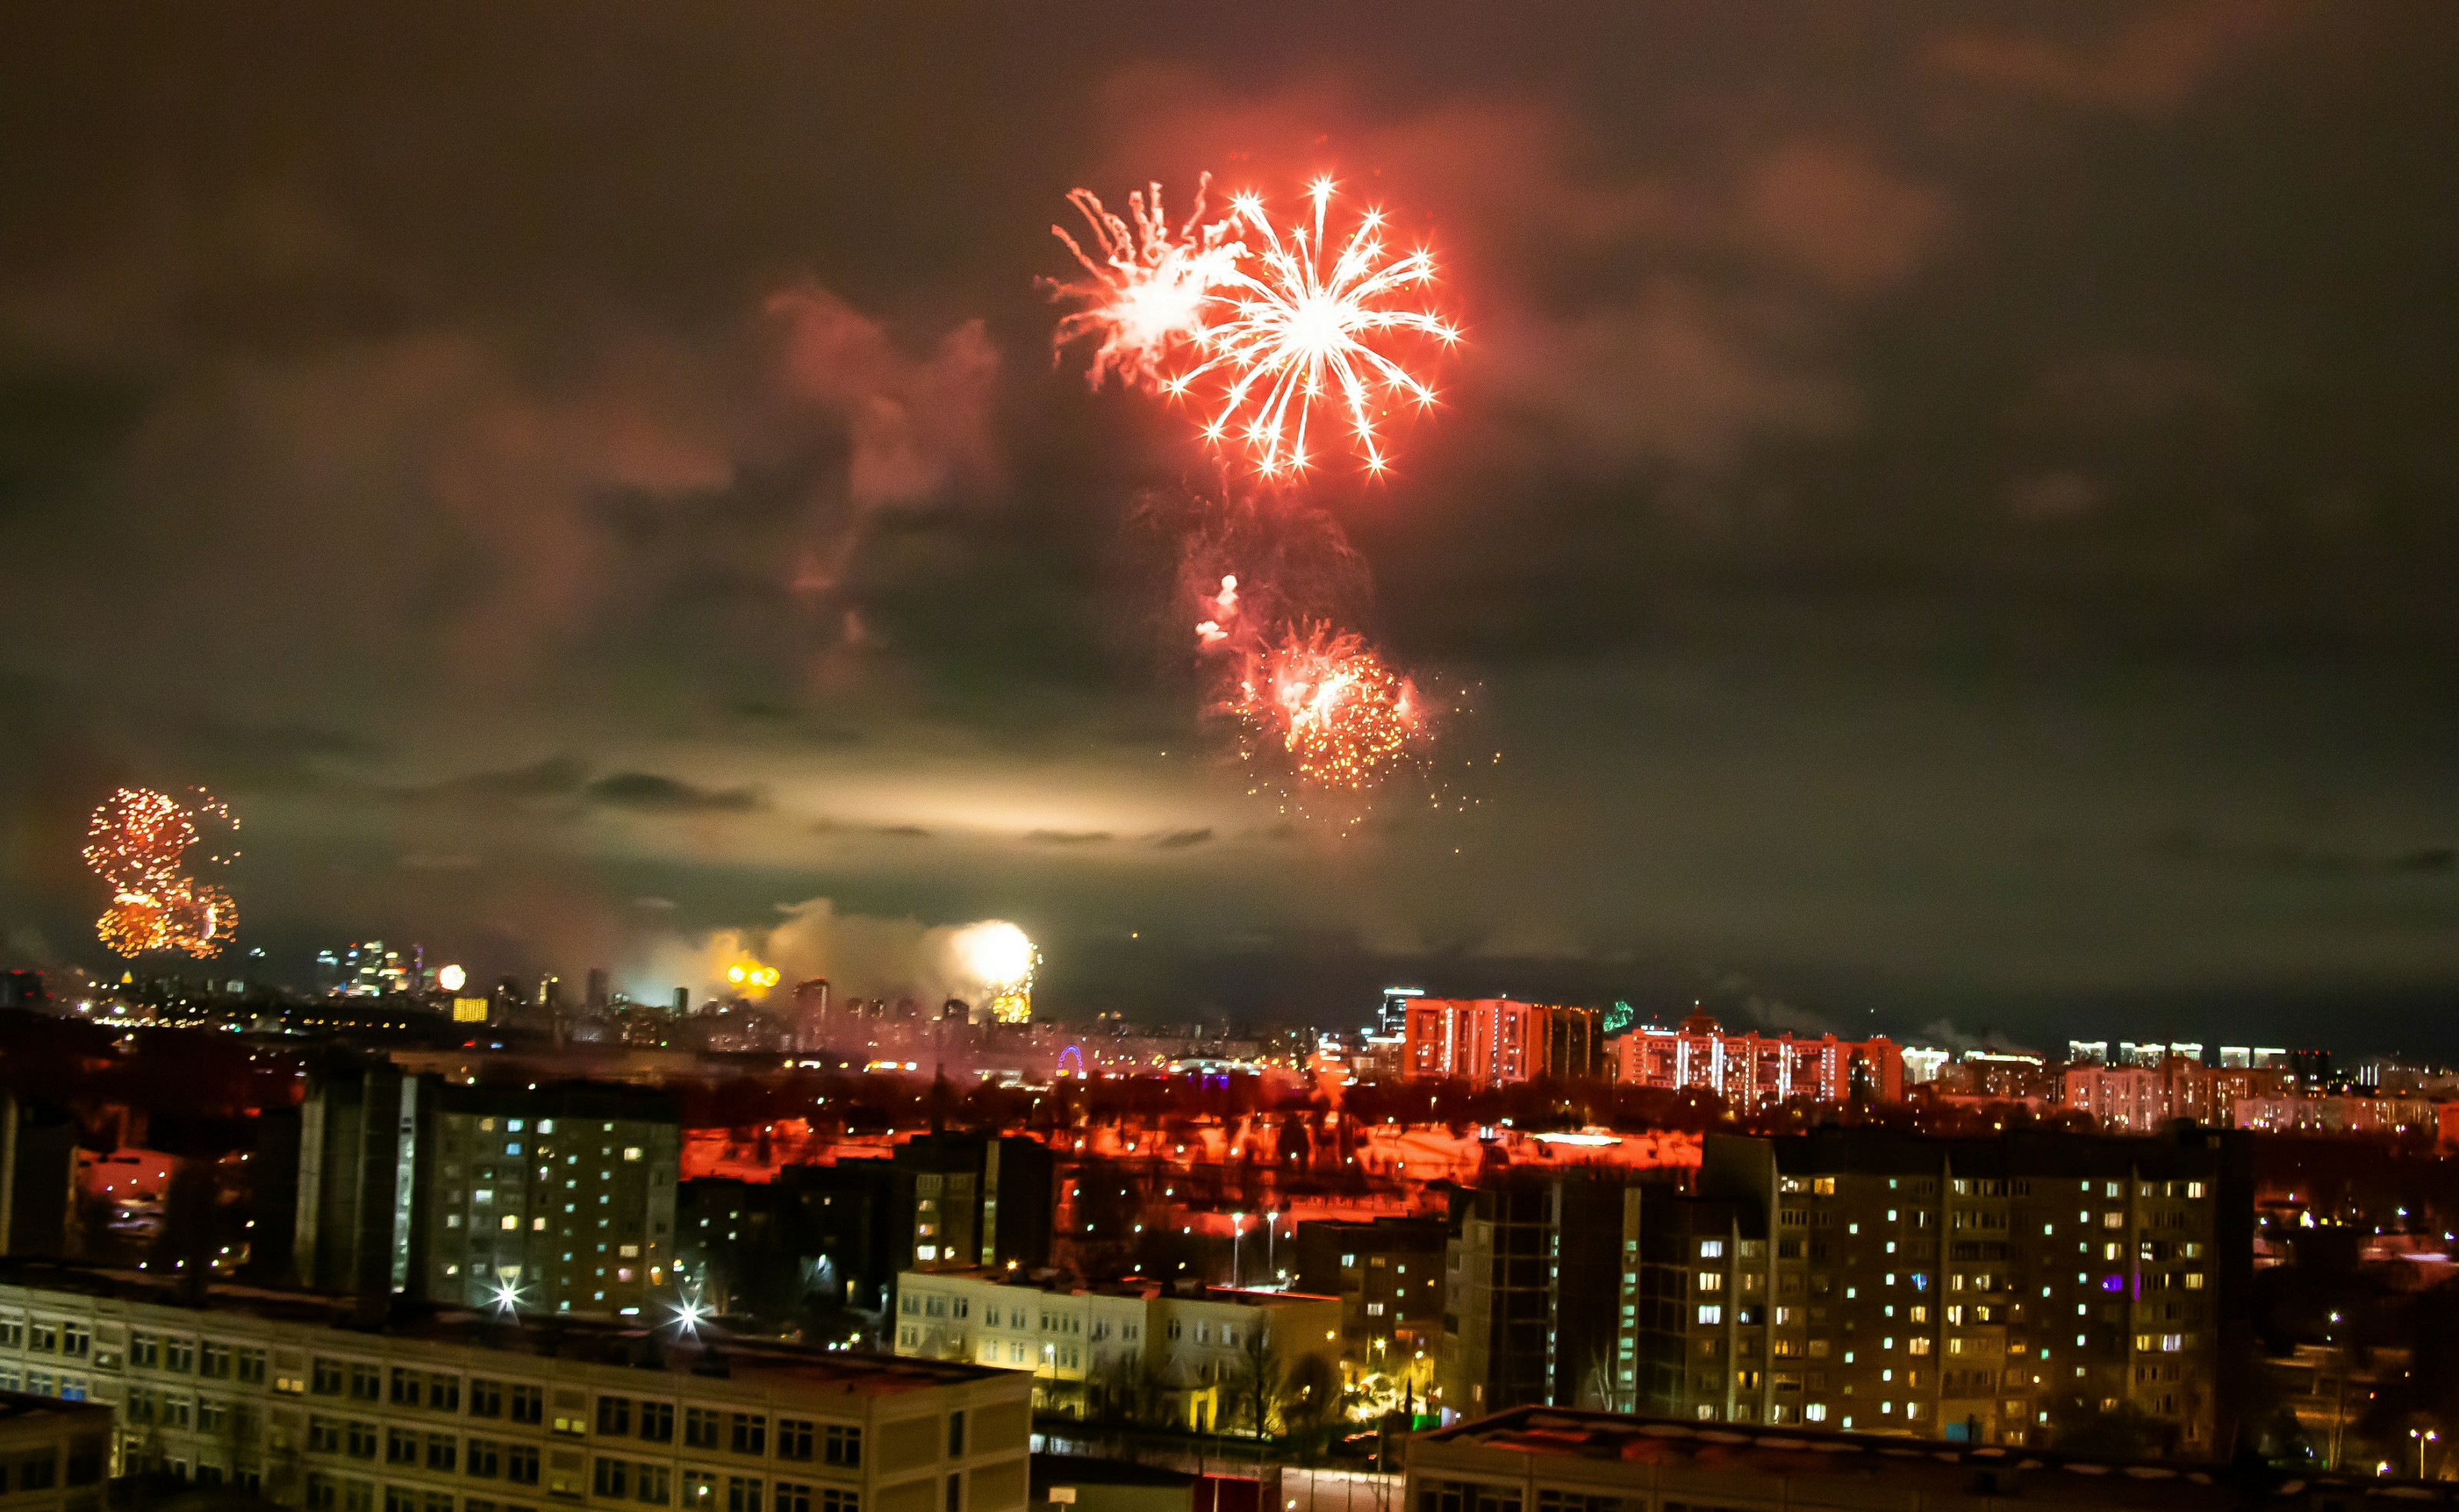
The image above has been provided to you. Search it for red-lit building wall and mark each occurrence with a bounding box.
[1611,1013,1903,1109]
[1402,999,1595,1085]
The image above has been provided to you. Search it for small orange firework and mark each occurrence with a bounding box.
[1230,621,1429,791]
[1172,178,1458,479]
[1044,174,1246,393]
[83,786,240,958]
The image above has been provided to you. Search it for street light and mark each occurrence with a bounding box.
[1266,1210,1280,1285]
[1230,1212,1244,1288]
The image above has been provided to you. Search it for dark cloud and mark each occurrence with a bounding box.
[2,3,2456,1046]
[582,773,764,814]
[1024,830,1113,847]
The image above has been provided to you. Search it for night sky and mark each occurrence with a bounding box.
[4,4,2456,1050]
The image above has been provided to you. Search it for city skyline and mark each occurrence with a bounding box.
[2,5,2456,1049]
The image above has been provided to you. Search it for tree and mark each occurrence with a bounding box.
[1226,1321,1285,1438]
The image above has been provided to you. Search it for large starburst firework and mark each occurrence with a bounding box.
[1044,175,1245,393]
[1230,621,1429,792]
[83,787,239,958]
[1171,178,1458,479]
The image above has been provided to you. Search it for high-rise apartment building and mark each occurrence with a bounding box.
[1612,1012,1902,1110]
[1434,1172,1641,1421]
[283,1063,682,1318]
[1402,1000,1600,1084]
[2060,1059,2286,1133]
[1611,1127,2252,1454]
[418,1084,681,1318]
[1292,1216,1445,1398]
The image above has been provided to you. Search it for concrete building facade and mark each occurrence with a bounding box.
[0,1263,1029,1512]
[889,1272,1338,1434]
[1609,1128,2253,1454]
[1612,1013,1903,1110]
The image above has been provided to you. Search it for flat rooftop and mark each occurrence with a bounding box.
[901,1269,1333,1306]
[0,1388,111,1429]
[0,1262,1010,1398]
[1422,1408,2450,1509]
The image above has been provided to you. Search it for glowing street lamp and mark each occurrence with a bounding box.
[1230,1212,1244,1288]
[669,1295,710,1335]
[1266,1209,1281,1284]
[489,1277,526,1317]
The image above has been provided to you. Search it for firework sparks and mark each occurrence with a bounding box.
[83,787,240,958]
[1044,175,1246,393]
[1230,620,1429,792]
[1171,177,1458,479]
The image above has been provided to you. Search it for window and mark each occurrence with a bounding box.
[1697,1306,1722,1325]
[430,1375,460,1412]
[387,1429,419,1466]
[510,1386,543,1426]
[507,1447,540,1486]
[597,1459,633,1500]
[428,1435,457,1472]
[166,1338,197,1372]
[27,1322,55,1354]
[350,1364,381,1402]
[776,1485,812,1512]
[237,1348,267,1385]
[775,1420,812,1461]
[947,1411,965,1458]
[729,1479,763,1512]
[821,1426,861,1468]
[685,1408,721,1450]
[347,1422,379,1460]
[1699,1240,1724,1258]
[393,1369,421,1407]
[469,1441,503,1479]
[62,1325,91,1360]
[471,1379,504,1418]
[311,1418,343,1453]
[641,1402,675,1443]
[1697,1272,1724,1292]
[732,1414,767,1455]
[131,1333,161,1368]
[599,1398,634,1437]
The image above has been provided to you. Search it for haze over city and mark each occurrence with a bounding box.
[3,4,2456,1051]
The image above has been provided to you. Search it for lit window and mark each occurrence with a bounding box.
[1700,1241,1724,1258]
[1697,1306,1722,1325]
[624,1149,643,1162]
[500,1216,519,1232]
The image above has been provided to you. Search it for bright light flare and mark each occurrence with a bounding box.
[722,958,781,995]
[670,1295,709,1333]
[82,787,240,958]
[437,964,467,993]
[1173,179,1457,478]
[1044,174,1246,393]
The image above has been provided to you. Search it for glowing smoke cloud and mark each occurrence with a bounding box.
[1045,175,1245,393]
[83,787,241,958]
[1173,178,1458,479]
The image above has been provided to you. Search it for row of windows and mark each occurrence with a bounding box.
[0,1318,93,1357]
[304,1475,598,1512]
[592,1401,859,1466]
